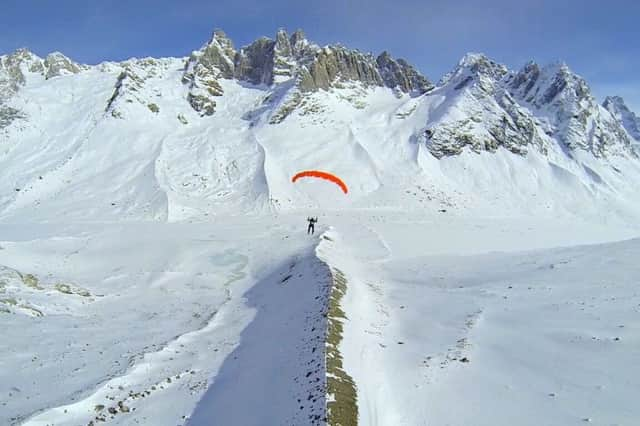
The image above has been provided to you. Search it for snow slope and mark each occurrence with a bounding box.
[2,214,639,425]
[1,217,327,425]
[322,213,640,426]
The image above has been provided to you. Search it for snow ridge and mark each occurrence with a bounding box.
[316,230,359,425]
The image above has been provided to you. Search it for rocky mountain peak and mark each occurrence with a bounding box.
[234,36,277,85]
[289,29,309,56]
[181,30,236,116]
[1,48,43,99]
[506,61,541,100]
[190,29,237,79]
[1,48,43,84]
[1,49,46,129]
[427,54,548,158]
[376,51,433,94]
[211,29,235,50]
[4,48,42,66]
[2,48,82,91]
[504,61,634,156]
[439,53,507,91]
[604,96,640,142]
[507,60,590,108]
[604,95,626,109]
[274,28,292,57]
[425,53,637,159]
[459,53,507,77]
[209,30,237,64]
[181,28,432,117]
[43,52,81,79]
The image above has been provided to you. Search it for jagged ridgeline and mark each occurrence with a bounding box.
[603,95,640,144]
[1,28,638,162]
[0,49,84,128]
[181,29,433,118]
[423,54,637,159]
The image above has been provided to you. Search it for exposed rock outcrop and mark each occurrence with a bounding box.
[182,29,433,118]
[44,52,82,79]
[0,48,84,128]
[603,96,640,149]
[0,49,42,128]
[423,53,635,159]
[425,54,547,158]
[506,62,633,157]
[182,30,234,116]
[105,58,168,118]
[377,51,433,94]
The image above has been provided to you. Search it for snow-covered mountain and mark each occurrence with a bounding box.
[1,29,639,223]
[603,95,640,151]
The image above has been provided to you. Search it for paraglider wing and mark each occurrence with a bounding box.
[291,170,348,194]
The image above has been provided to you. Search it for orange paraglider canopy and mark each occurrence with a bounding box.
[291,170,348,194]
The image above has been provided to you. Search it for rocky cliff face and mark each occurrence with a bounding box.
[505,62,632,157]
[422,53,635,159]
[182,30,233,116]
[1,29,637,163]
[43,52,83,79]
[105,58,171,118]
[181,29,433,116]
[377,51,433,94]
[425,54,549,158]
[603,96,640,147]
[0,49,83,129]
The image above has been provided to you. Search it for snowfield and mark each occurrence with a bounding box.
[2,30,640,425]
[2,215,638,425]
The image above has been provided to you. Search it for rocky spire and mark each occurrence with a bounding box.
[274,28,292,57]
[289,29,309,57]
[192,29,237,79]
[181,29,236,116]
[182,28,432,116]
[211,30,236,56]
[234,37,276,85]
[376,51,433,94]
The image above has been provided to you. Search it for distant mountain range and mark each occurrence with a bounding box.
[1,28,638,222]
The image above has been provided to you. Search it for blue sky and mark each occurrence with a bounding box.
[1,0,639,111]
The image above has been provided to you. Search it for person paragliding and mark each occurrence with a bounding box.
[291,170,348,194]
[307,217,318,235]
[292,170,345,236]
